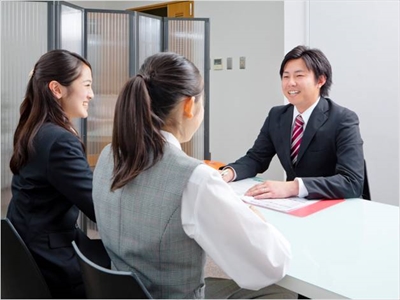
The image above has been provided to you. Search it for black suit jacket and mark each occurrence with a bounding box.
[7,122,95,297]
[228,97,364,199]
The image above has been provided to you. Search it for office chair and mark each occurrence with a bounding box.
[72,241,152,299]
[75,231,111,269]
[1,218,52,299]
[362,159,371,200]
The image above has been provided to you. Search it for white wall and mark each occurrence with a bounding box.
[305,1,399,206]
[283,1,307,53]
[195,1,285,181]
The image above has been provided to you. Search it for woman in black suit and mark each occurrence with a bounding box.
[7,49,95,298]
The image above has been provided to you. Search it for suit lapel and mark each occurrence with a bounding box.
[279,105,294,167]
[296,98,329,163]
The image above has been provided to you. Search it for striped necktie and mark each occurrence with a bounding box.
[290,114,304,165]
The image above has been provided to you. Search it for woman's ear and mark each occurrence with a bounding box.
[48,80,63,100]
[183,96,195,119]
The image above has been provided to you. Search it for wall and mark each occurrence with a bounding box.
[283,1,307,55]
[306,1,399,206]
[195,1,285,181]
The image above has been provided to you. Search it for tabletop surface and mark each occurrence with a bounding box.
[259,199,399,299]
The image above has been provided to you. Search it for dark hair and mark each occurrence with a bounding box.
[111,52,203,191]
[10,49,92,174]
[279,45,332,97]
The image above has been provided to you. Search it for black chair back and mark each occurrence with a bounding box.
[1,218,52,299]
[75,229,111,269]
[362,160,371,200]
[72,241,152,299]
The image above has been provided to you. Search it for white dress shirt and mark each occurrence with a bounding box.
[161,131,292,290]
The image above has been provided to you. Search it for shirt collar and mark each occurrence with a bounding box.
[161,130,182,150]
[293,97,320,126]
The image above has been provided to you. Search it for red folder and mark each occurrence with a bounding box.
[288,199,345,217]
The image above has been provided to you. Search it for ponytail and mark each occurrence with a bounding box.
[110,52,203,191]
[111,75,165,191]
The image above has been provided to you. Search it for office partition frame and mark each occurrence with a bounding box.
[1,1,49,217]
[164,17,211,160]
[1,1,210,233]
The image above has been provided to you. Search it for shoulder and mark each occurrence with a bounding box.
[263,103,293,125]
[318,98,359,128]
[37,123,79,144]
[93,144,113,182]
[37,123,84,158]
[164,143,202,169]
[95,144,113,170]
[269,103,292,114]
[319,97,356,115]
[266,103,293,122]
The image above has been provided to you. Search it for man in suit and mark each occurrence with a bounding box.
[221,45,364,200]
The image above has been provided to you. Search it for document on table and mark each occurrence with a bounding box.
[228,178,318,213]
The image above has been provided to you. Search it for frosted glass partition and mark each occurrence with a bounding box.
[137,13,162,71]
[167,19,207,160]
[85,11,130,168]
[60,3,84,135]
[1,1,48,216]
[60,4,83,54]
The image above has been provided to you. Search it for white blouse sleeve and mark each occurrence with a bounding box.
[181,164,292,290]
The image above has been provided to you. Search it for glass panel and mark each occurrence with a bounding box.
[60,3,84,135]
[85,10,130,234]
[60,4,83,54]
[1,1,48,217]
[137,14,162,71]
[167,19,206,160]
[85,11,130,169]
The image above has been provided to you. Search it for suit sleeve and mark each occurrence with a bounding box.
[47,132,96,222]
[227,113,277,181]
[302,109,364,199]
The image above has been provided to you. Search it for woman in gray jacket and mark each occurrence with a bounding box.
[92,52,296,299]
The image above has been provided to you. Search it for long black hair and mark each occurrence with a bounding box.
[111,52,203,191]
[10,49,92,174]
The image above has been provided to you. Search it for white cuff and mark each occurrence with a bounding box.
[295,177,308,198]
[223,166,237,182]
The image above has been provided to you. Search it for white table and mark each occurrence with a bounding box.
[258,199,399,299]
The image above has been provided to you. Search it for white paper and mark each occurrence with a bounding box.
[228,177,318,212]
[241,196,317,212]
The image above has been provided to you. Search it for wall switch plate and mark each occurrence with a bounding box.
[213,58,223,70]
[227,57,232,70]
[239,56,246,69]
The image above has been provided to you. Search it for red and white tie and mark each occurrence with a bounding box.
[290,114,304,165]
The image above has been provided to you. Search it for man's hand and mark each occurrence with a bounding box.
[245,180,299,199]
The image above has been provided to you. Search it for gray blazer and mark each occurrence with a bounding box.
[228,97,364,199]
[93,143,205,299]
